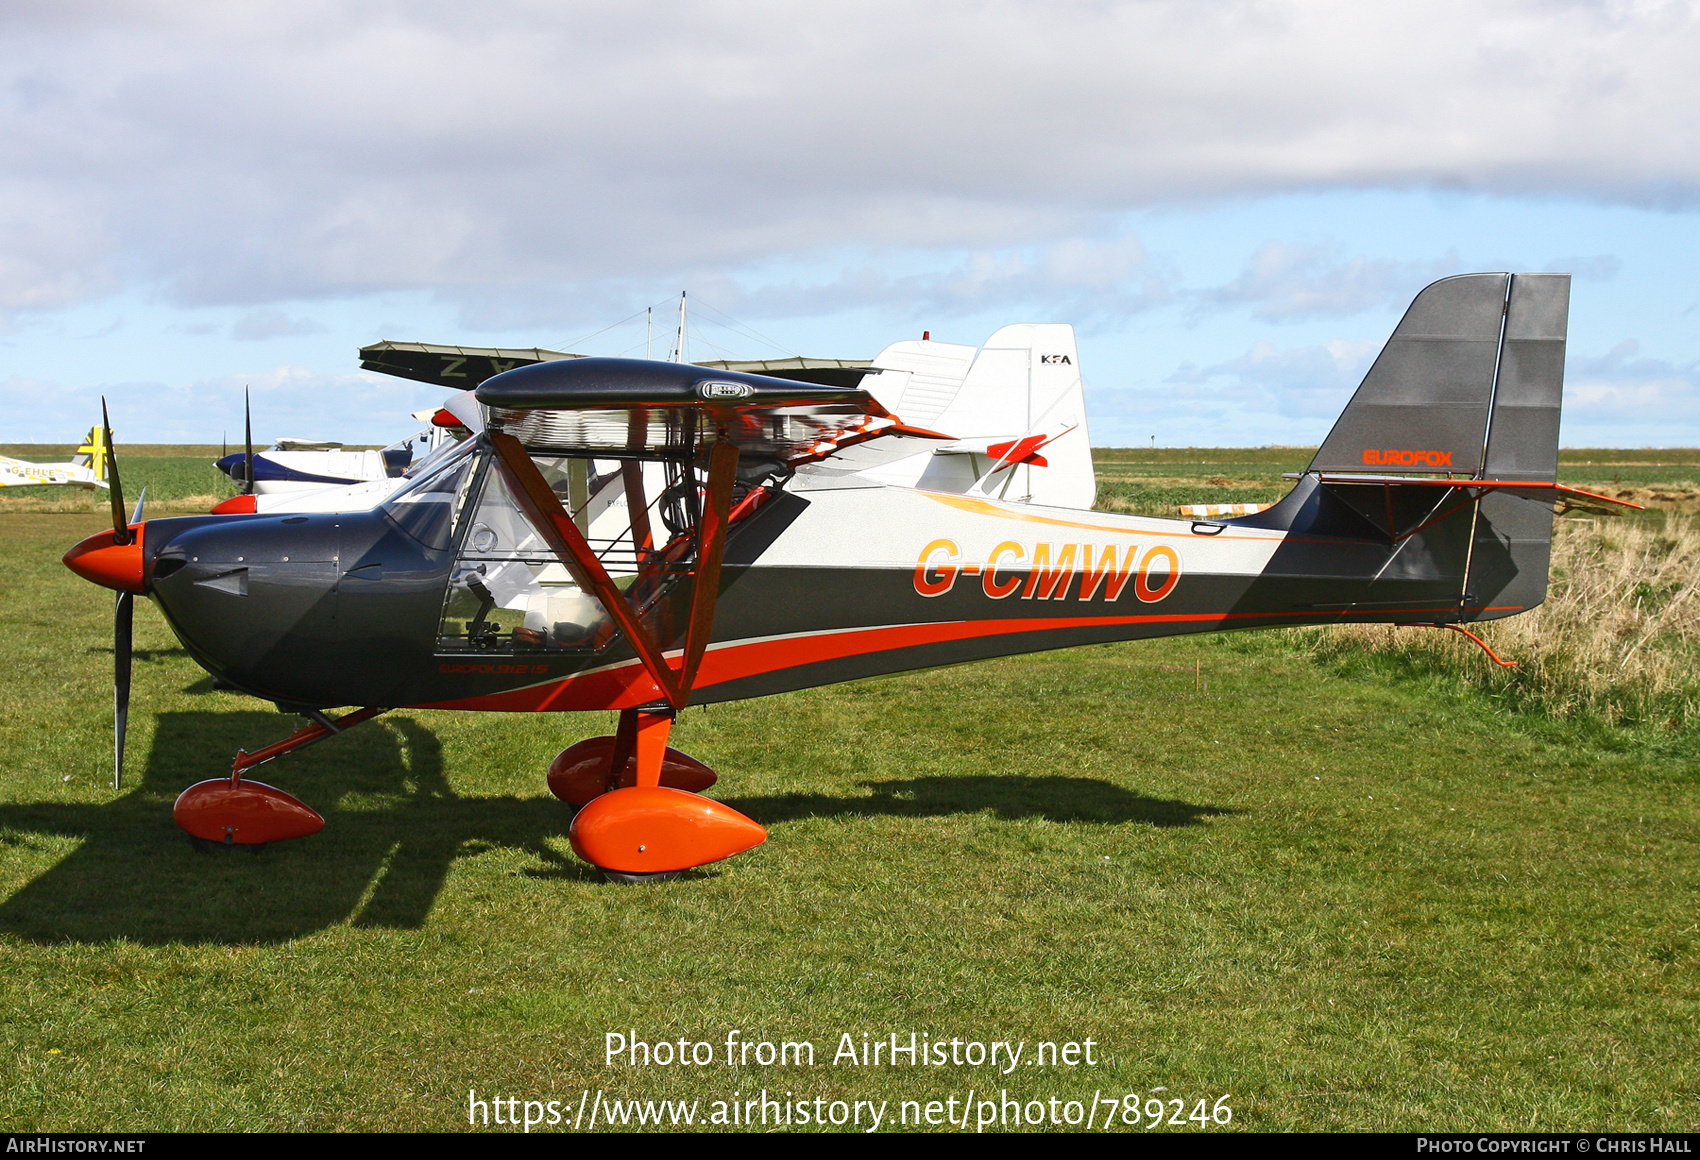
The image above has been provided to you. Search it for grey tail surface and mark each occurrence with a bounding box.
[1305,272,1570,619]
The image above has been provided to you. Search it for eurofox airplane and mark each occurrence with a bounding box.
[63,274,1637,881]
[1,425,112,490]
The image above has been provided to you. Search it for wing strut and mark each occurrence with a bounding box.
[488,430,741,710]
[623,410,655,557]
[681,438,737,691]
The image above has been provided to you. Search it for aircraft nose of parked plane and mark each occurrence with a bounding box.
[63,524,148,593]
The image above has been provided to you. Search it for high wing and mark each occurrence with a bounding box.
[693,356,876,390]
[470,356,951,710]
[477,355,946,470]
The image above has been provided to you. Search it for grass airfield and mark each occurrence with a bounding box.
[0,452,1696,1132]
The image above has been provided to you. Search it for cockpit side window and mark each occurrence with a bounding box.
[435,452,641,655]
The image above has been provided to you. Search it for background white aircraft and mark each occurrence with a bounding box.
[0,425,112,490]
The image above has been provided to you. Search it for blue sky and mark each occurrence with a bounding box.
[2,3,1697,447]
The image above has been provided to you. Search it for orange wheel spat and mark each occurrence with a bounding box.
[569,786,765,873]
[173,779,325,845]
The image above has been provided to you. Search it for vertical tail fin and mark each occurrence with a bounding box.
[1300,272,1570,619]
[860,325,1097,508]
[1309,272,1512,475]
[73,425,110,483]
[1308,271,1568,484]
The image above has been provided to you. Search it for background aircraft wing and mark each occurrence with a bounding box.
[364,342,879,392]
[360,341,581,389]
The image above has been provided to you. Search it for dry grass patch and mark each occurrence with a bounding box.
[1273,515,1700,731]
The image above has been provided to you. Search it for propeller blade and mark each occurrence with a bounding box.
[130,485,146,525]
[101,397,130,546]
[243,387,255,495]
[114,589,132,790]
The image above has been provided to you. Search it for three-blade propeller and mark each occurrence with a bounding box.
[101,399,142,790]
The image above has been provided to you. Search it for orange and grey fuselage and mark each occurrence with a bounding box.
[65,458,1522,714]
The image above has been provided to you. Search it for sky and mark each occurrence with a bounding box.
[1,0,1697,447]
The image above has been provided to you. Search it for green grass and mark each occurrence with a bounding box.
[0,445,234,513]
[0,456,1696,1132]
[1091,450,1303,517]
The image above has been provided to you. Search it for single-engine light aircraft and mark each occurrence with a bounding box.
[2,424,112,490]
[63,274,1639,881]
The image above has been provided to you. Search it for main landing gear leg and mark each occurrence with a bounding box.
[629,708,672,788]
[567,707,766,884]
[594,710,679,884]
[610,706,640,782]
[174,707,387,852]
[546,707,717,805]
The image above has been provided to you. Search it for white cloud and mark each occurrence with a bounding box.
[0,1,1697,319]
[1087,335,1383,444]
[230,310,328,340]
[732,235,1172,326]
[1165,337,1383,416]
[1193,242,1462,321]
[1545,254,1623,281]
[1565,339,1700,430]
[1087,334,1700,448]
[0,365,452,445]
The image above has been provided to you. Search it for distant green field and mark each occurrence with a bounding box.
[0,456,1694,1132]
[5,443,1696,517]
[0,446,233,512]
[1092,448,1700,517]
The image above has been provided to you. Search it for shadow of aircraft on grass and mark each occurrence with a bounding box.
[724,776,1235,829]
[0,710,597,946]
[0,714,1234,946]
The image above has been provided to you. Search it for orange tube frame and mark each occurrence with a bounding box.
[488,428,741,710]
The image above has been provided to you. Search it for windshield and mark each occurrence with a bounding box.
[380,438,477,549]
[400,430,470,479]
